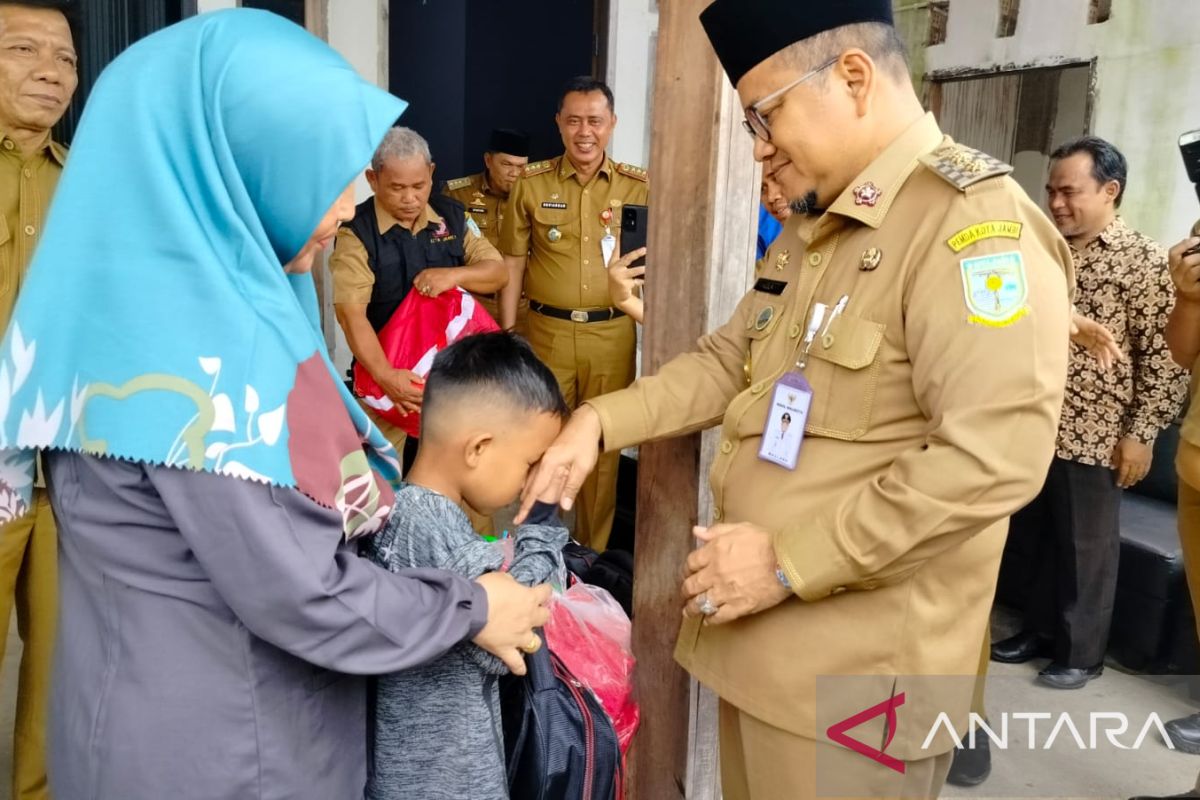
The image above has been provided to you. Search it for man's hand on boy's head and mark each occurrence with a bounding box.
[378,368,425,415]
[514,406,603,524]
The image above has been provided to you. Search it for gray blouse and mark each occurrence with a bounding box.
[45,452,487,800]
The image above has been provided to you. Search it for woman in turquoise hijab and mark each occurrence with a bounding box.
[0,10,549,799]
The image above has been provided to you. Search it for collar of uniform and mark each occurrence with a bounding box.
[479,172,501,198]
[825,112,944,229]
[375,199,440,234]
[0,129,66,166]
[558,154,614,183]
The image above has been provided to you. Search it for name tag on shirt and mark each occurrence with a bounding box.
[753,278,787,295]
[759,371,813,470]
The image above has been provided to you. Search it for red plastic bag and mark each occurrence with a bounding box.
[353,288,499,438]
[543,581,640,758]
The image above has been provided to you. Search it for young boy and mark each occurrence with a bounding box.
[363,332,571,800]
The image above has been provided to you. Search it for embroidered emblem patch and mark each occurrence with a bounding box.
[466,217,482,237]
[853,182,882,207]
[946,220,1024,253]
[960,251,1029,327]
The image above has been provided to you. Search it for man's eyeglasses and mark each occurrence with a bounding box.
[742,57,839,142]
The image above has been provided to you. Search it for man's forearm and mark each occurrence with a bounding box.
[335,305,392,380]
[455,259,507,294]
[1166,293,1200,370]
[500,255,527,329]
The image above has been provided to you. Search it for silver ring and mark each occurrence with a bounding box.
[698,594,718,616]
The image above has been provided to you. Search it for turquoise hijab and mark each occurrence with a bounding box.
[0,10,407,537]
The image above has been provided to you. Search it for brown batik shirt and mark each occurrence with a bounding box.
[1057,216,1187,466]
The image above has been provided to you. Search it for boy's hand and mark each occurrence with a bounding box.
[515,406,604,523]
[471,573,552,675]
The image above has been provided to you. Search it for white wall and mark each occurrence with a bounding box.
[927,0,1200,245]
[196,0,236,11]
[606,0,659,168]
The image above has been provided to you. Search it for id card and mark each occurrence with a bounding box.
[758,371,813,470]
[601,233,617,267]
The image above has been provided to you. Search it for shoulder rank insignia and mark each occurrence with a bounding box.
[445,176,473,191]
[523,160,555,177]
[616,162,648,182]
[919,143,1013,191]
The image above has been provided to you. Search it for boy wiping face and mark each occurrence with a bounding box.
[363,332,570,800]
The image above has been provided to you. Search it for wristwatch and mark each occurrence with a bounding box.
[775,565,792,591]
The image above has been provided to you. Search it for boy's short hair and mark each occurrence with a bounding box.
[420,333,569,438]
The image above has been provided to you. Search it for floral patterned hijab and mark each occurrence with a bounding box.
[0,10,405,537]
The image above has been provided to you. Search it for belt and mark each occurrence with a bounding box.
[529,301,626,324]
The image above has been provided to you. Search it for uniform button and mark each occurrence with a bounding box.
[750,382,765,394]
[583,189,590,195]
[583,236,590,242]
[583,260,589,266]
[832,586,847,595]
[720,440,733,454]
[582,284,588,291]
[23,225,34,236]
[21,168,30,178]
[2,141,12,150]
[789,323,801,338]
[713,507,723,521]
[808,252,822,267]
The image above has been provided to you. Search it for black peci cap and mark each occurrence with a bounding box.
[700,0,894,86]
[487,128,531,158]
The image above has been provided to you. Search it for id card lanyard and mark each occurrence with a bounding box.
[758,302,827,470]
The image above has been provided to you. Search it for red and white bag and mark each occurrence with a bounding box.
[353,288,499,438]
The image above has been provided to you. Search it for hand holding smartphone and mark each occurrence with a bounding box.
[620,204,649,268]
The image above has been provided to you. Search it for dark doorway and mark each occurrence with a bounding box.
[56,0,187,143]
[241,0,305,26]
[389,0,603,180]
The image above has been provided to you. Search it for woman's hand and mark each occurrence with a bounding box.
[1169,237,1200,302]
[607,247,646,322]
[471,572,552,675]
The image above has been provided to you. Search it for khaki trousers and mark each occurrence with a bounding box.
[719,701,953,800]
[361,401,495,537]
[0,489,55,800]
[525,311,636,552]
[1177,479,1200,796]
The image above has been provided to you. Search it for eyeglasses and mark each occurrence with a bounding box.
[742,57,839,142]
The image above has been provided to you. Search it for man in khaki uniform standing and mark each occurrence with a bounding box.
[517,1,1073,797]
[499,77,647,552]
[0,2,77,798]
[443,128,530,332]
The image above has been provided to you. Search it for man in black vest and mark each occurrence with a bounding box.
[331,126,506,455]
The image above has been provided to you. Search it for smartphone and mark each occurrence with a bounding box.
[1185,131,1200,255]
[620,204,649,269]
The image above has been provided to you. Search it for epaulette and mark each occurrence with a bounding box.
[919,143,1012,191]
[523,160,554,177]
[616,162,648,182]
[445,176,473,191]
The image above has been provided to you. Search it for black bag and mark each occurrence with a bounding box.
[500,632,623,800]
[562,542,634,618]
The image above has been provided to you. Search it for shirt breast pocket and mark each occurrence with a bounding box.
[424,235,466,267]
[532,207,576,251]
[803,314,886,440]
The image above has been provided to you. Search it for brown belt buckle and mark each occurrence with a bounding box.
[570,309,589,323]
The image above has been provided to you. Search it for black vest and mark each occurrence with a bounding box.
[347,193,468,332]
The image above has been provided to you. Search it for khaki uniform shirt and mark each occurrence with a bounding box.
[330,200,501,305]
[587,115,1074,755]
[444,172,505,248]
[1057,217,1186,464]
[0,131,66,329]
[499,156,648,309]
